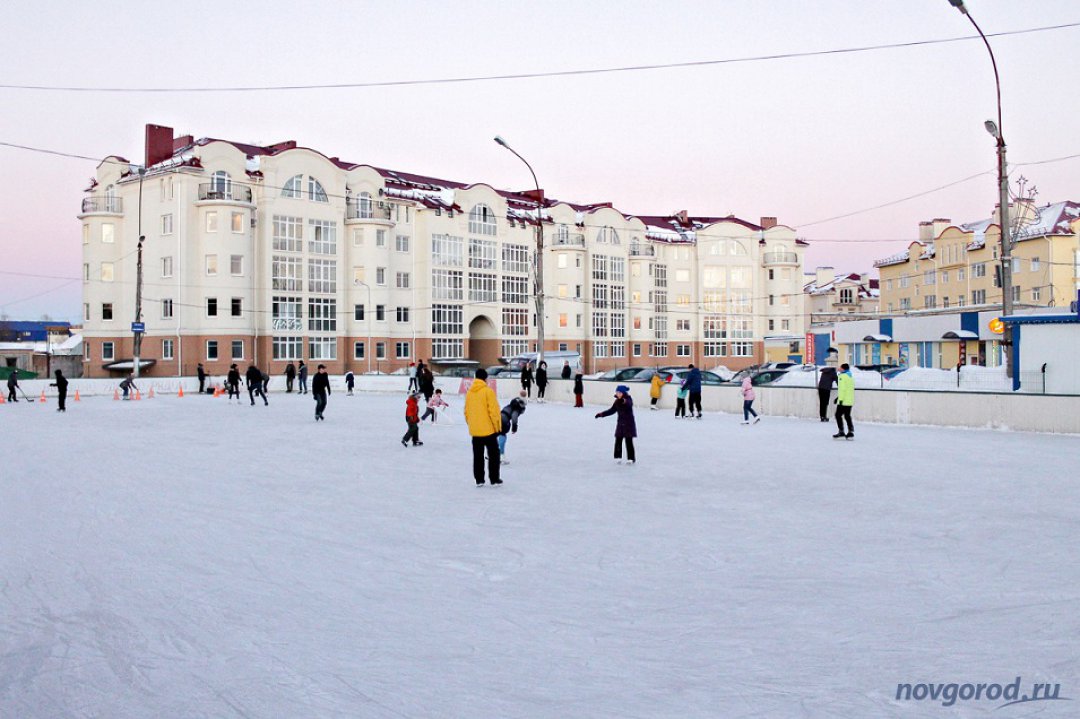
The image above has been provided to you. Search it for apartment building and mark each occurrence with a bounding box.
[875,202,1080,315]
[803,267,879,322]
[79,124,806,378]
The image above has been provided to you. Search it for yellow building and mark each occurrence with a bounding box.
[876,201,1080,315]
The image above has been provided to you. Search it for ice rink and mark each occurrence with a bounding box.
[3,389,1079,717]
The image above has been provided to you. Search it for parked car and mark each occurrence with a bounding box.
[485,365,507,377]
[856,363,901,373]
[629,367,724,386]
[762,361,799,370]
[500,350,582,379]
[739,369,789,386]
[597,367,649,382]
[439,366,478,378]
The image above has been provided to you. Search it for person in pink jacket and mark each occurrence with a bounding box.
[421,388,449,422]
[741,376,760,424]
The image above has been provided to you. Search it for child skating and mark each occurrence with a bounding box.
[741,375,760,424]
[497,391,527,464]
[675,380,688,418]
[595,384,637,465]
[402,393,423,447]
[573,372,584,408]
[421,388,449,422]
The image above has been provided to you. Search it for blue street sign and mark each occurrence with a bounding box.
[131,322,145,333]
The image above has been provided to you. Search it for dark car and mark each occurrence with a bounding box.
[630,368,724,386]
[725,368,788,386]
[597,367,649,382]
[856,363,900,373]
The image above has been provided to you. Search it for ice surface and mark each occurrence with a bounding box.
[3,392,1079,717]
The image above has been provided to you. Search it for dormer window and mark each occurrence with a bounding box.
[308,176,328,203]
[210,170,231,195]
[468,204,497,236]
[282,174,303,199]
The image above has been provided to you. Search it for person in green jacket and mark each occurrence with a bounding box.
[833,363,855,440]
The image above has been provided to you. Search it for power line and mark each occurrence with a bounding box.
[1,23,1077,94]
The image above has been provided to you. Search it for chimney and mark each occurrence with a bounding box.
[172,135,193,152]
[760,216,778,230]
[145,124,174,168]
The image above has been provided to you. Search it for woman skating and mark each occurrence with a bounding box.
[595,384,637,464]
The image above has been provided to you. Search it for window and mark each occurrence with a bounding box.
[230,255,243,276]
[282,175,304,199]
[972,289,987,304]
[731,342,753,357]
[352,228,364,246]
[924,270,936,285]
[596,226,620,244]
[1011,285,1021,303]
[308,176,328,203]
[101,224,115,243]
[272,256,303,291]
[396,307,410,323]
[431,235,465,269]
[308,259,337,293]
[768,269,774,280]
[353,341,365,359]
[1032,286,1042,302]
[231,297,243,317]
[206,297,218,317]
[161,214,173,235]
[231,212,244,234]
[396,272,410,289]
[611,257,625,283]
[376,267,386,285]
[395,235,410,253]
[633,343,642,357]
[308,298,337,331]
[559,313,568,327]
[468,239,497,270]
[83,303,90,321]
[676,319,691,332]
[468,204,497,236]
[160,177,174,201]
[651,342,668,357]
[433,269,464,300]
[272,336,303,360]
[1011,257,1021,273]
[308,220,337,254]
[469,273,497,302]
[768,319,775,331]
[376,305,385,321]
[100,262,114,282]
[353,304,365,321]
[557,253,568,269]
[502,244,529,273]
[592,255,609,281]
[501,275,528,304]
[431,338,464,359]
[839,288,854,304]
[924,295,936,309]
[957,267,966,281]
[206,340,219,360]
[376,229,387,248]
[900,298,911,310]
[972,262,986,278]
[503,308,528,340]
[900,275,910,289]
[102,342,115,361]
[309,337,336,360]
[355,192,373,218]
[206,212,218,233]
[205,254,218,276]
[162,339,174,361]
[943,297,951,309]
[82,224,89,245]
[781,319,790,331]
[558,284,568,298]
[273,216,303,251]
[395,342,411,359]
[375,342,386,360]
[941,270,949,283]
[1031,257,1040,272]
[102,303,114,321]
[676,344,691,357]
[432,304,463,334]
[161,299,173,319]
[231,340,244,360]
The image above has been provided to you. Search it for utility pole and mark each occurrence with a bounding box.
[133,166,147,378]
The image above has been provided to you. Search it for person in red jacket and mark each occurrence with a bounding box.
[401,393,423,447]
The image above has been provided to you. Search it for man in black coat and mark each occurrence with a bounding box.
[561,360,572,380]
[197,363,206,394]
[311,364,331,421]
[285,361,296,392]
[245,364,268,406]
[817,365,838,422]
[6,371,19,402]
[298,361,309,394]
[50,369,69,412]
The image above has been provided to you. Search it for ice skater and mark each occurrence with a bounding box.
[312,364,331,421]
[741,375,760,424]
[298,360,308,394]
[6,370,19,402]
[227,364,241,402]
[535,361,548,402]
[649,371,663,410]
[197,363,206,394]
[520,362,533,400]
[561,360,572,380]
[119,374,138,400]
[345,370,355,395]
[573,372,584,408]
[464,368,501,486]
[497,391,527,464]
[685,364,703,418]
[402,392,423,446]
[285,361,296,393]
[51,369,69,412]
[833,363,855,440]
[421,388,448,422]
[246,364,268,406]
[675,380,688,418]
[817,365,837,422]
[407,362,419,393]
[595,384,637,464]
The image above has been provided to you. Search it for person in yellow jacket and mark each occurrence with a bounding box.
[649,371,664,410]
[464,368,503,486]
[833,363,855,440]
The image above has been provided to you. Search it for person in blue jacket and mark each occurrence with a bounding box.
[684,364,703,419]
[595,384,637,464]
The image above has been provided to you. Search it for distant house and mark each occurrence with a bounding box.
[0,322,81,378]
[803,268,879,324]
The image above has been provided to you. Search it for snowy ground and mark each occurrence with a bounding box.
[3,391,1079,718]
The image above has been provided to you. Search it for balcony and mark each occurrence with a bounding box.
[197,183,253,203]
[80,196,122,214]
[629,244,655,257]
[551,232,585,247]
[763,251,798,266]
[346,199,393,221]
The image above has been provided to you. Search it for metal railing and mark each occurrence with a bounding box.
[551,232,585,247]
[763,251,798,265]
[81,196,122,213]
[197,183,252,202]
[629,244,655,257]
[346,200,392,220]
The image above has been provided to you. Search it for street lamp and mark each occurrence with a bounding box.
[132,165,147,379]
[356,280,373,374]
[494,135,546,369]
[947,0,1014,377]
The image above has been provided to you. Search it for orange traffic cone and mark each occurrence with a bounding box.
[148,388,155,399]
[0,393,6,404]
[114,389,120,400]
[135,390,142,401]
[74,389,81,402]
[39,389,46,402]
[178,386,184,398]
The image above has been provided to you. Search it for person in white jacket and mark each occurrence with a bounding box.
[741,376,760,425]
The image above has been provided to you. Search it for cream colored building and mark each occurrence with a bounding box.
[79,124,807,378]
[803,267,879,322]
[875,202,1080,315]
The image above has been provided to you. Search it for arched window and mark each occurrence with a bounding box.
[469,204,497,236]
[282,174,303,199]
[358,191,373,219]
[211,170,231,195]
[596,226,619,244]
[308,177,328,203]
[103,184,118,212]
[728,240,747,256]
[554,224,569,244]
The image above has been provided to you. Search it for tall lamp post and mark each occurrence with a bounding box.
[132,165,147,379]
[494,136,546,369]
[947,0,1013,377]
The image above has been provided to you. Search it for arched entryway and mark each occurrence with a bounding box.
[468,315,500,367]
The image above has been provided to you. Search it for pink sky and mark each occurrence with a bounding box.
[1,0,1077,320]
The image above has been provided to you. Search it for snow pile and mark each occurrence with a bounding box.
[708,364,735,380]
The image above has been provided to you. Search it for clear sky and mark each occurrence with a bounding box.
[1,0,1077,321]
